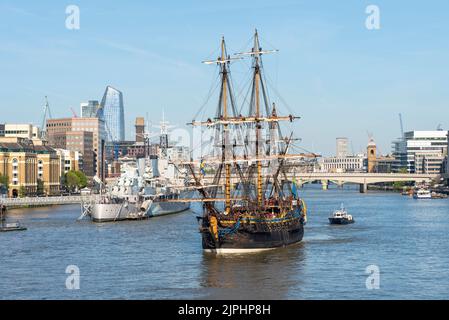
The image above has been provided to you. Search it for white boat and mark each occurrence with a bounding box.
[0,205,27,232]
[413,188,432,199]
[329,204,355,225]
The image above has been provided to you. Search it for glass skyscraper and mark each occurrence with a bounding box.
[100,86,125,142]
[80,100,100,118]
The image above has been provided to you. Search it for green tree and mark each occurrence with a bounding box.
[0,174,9,192]
[65,171,80,192]
[74,171,88,189]
[19,186,27,198]
[399,167,408,174]
[393,168,410,190]
[63,170,88,192]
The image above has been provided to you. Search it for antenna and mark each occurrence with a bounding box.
[145,112,150,135]
[155,109,175,135]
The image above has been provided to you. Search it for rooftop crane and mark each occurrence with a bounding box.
[104,121,119,161]
[70,107,78,118]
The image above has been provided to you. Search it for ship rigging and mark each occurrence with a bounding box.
[183,30,310,253]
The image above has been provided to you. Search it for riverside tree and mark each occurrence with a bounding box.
[0,174,8,190]
[63,170,88,192]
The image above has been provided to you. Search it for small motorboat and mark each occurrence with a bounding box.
[0,221,27,232]
[431,192,448,199]
[413,188,432,199]
[0,205,27,232]
[329,204,355,225]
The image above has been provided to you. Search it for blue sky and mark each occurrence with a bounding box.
[0,0,448,156]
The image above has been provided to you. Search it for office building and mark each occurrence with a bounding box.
[336,137,349,158]
[46,117,105,178]
[392,130,448,173]
[55,149,82,175]
[66,131,94,176]
[372,156,396,173]
[100,86,125,142]
[81,100,100,118]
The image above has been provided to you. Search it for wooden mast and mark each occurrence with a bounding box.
[195,31,307,214]
[254,29,263,206]
[220,37,232,213]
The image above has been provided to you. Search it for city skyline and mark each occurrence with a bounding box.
[1,1,448,156]
[2,2,449,303]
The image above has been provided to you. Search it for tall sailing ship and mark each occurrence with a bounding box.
[185,30,309,253]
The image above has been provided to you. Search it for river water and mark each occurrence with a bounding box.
[1,185,449,300]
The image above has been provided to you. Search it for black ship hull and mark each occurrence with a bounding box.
[0,226,27,232]
[202,218,304,253]
[328,218,354,225]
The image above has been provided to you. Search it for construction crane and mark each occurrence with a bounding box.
[104,121,119,161]
[40,96,52,140]
[70,107,78,118]
[399,113,404,138]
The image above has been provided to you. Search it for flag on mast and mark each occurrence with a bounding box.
[292,177,298,199]
[200,159,206,176]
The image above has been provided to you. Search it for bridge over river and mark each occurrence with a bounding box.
[0,173,441,209]
[200,172,439,193]
[294,172,439,193]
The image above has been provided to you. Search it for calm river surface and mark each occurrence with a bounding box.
[1,185,449,300]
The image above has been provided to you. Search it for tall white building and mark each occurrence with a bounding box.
[336,137,349,158]
[392,130,448,174]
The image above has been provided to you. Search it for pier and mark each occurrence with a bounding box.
[0,195,100,209]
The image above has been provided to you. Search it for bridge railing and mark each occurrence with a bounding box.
[0,195,100,207]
